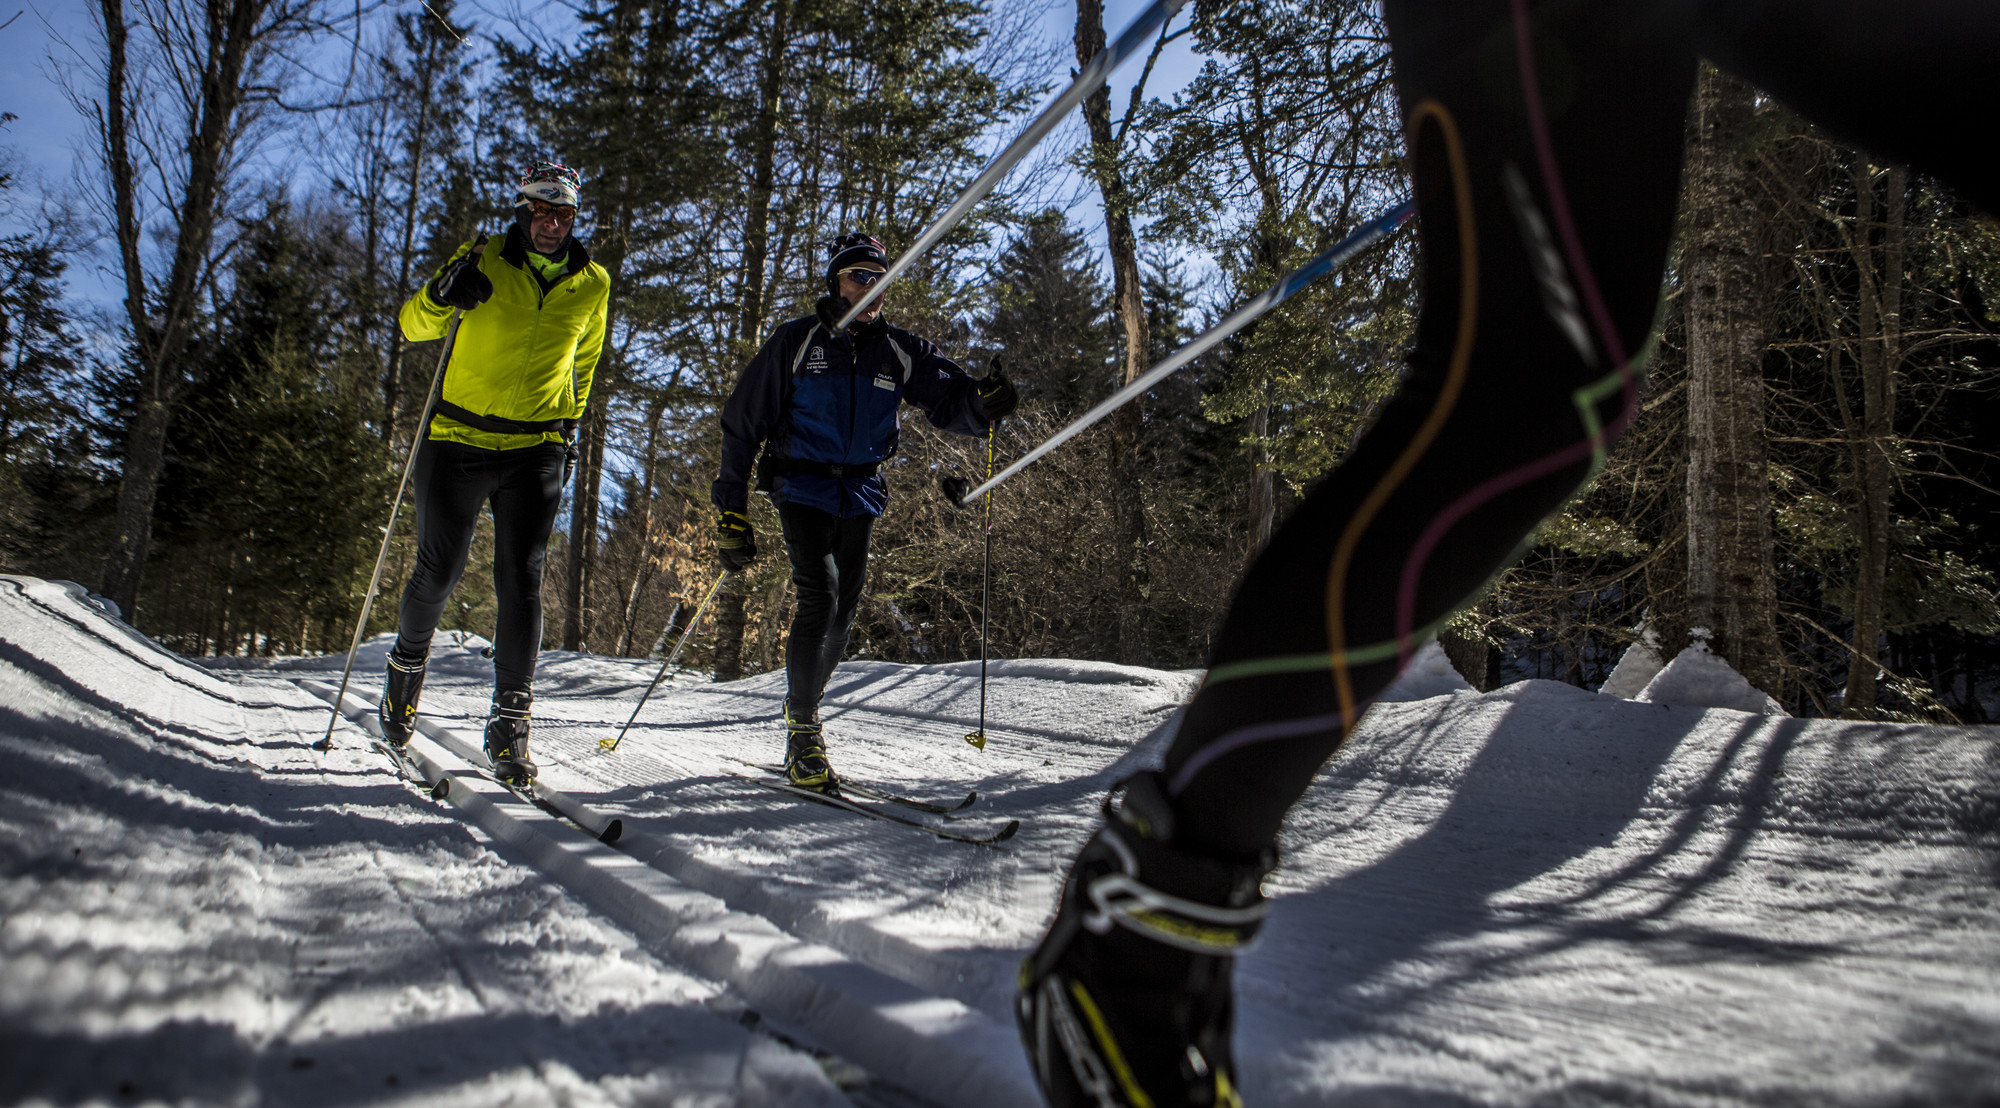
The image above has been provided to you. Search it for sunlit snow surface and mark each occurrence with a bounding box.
[5,573,2000,1105]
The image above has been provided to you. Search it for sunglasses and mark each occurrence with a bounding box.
[528,201,577,224]
[839,267,886,288]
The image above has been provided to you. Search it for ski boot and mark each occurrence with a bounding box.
[782,698,838,793]
[1017,771,1273,1108]
[378,648,427,748]
[484,689,537,786]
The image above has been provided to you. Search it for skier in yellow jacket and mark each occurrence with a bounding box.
[378,160,610,784]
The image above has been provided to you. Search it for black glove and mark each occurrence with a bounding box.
[975,359,1018,421]
[716,510,757,573]
[429,238,492,311]
[815,293,851,334]
[940,475,971,508]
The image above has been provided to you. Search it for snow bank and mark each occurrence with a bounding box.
[1599,624,1667,698]
[1636,633,1789,715]
[1376,640,1475,702]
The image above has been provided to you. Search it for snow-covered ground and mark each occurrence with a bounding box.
[5,572,1999,1105]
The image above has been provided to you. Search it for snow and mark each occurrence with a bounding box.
[5,573,2000,1105]
[1635,632,1790,715]
[1599,623,1666,699]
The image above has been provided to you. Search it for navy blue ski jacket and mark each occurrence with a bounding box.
[712,316,993,518]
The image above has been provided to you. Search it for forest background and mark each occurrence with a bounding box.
[3,0,1998,721]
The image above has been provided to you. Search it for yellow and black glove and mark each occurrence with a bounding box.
[715,510,757,573]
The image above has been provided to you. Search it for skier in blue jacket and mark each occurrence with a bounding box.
[712,232,1019,791]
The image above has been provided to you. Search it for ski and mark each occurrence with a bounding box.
[299,679,623,844]
[373,735,451,802]
[725,764,1018,846]
[737,760,978,815]
[414,721,625,844]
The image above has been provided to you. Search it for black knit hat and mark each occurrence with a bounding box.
[826,232,888,293]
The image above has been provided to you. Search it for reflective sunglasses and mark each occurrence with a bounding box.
[839,266,886,288]
[528,201,577,224]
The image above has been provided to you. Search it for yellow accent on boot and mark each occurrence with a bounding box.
[1066,980,1156,1108]
[784,744,836,791]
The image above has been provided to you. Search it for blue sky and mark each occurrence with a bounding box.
[0,0,1208,315]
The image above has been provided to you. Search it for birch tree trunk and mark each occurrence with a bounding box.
[1682,66,1781,695]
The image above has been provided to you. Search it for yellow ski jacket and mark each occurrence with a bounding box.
[400,225,611,451]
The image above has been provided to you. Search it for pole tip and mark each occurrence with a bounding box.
[964,731,987,750]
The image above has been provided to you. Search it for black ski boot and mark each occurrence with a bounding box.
[484,689,537,785]
[1017,771,1272,1108]
[378,648,427,748]
[782,698,838,793]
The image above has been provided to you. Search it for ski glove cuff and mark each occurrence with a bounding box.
[716,509,757,572]
[975,360,1019,422]
[429,247,493,312]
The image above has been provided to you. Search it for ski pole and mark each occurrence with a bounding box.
[952,201,1414,504]
[601,571,730,752]
[316,234,488,751]
[837,0,1188,328]
[964,425,997,750]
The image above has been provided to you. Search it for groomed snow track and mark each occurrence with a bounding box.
[1,576,1040,1107]
[8,571,2000,1106]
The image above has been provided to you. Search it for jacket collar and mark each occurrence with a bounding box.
[500,220,591,272]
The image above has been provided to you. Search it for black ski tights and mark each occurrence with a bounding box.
[394,438,565,693]
[1164,0,2000,858]
[778,502,875,711]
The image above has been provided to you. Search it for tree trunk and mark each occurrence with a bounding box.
[1075,0,1150,665]
[712,583,747,682]
[383,44,438,444]
[616,397,668,655]
[95,0,265,619]
[99,398,171,615]
[712,0,790,682]
[1842,164,1904,715]
[563,381,613,650]
[1682,66,1781,695]
[1246,392,1275,558]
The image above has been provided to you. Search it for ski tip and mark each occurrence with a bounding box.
[957,792,979,810]
[599,818,624,844]
[987,819,1021,844]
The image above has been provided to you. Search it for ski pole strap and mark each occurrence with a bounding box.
[431,399,568,437]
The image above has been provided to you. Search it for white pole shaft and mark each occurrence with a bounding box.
[956,200,1415,504]
[836,0,1188,328]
